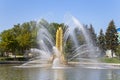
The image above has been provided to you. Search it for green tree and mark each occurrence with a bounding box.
[115,45,120,59]
[105,20,118,57]
[16,32,32,52]
[49,23,67,40]
[29,21,38,48]
[16,22,33,53]
[39,19,49,28]
[98,29,106,56]
[64,37,74,59]
[0,21,38,58]
[12,24,22,54]
[88,24,97,46]
[49,23,60,40]
[0,29,17,58]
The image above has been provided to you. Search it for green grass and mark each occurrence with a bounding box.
[101,57,120,63]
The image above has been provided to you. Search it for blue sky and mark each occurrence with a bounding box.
[0,0,120,34]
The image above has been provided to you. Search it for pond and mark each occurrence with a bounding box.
[0,64,120,80]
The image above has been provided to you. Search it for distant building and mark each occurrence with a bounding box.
[117,28,120,43]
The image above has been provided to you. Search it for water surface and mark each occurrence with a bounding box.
[0,64,120,80]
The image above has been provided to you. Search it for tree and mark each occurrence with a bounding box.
[29,21,38,48]
[98,29,106,56]
[16,22,34,53]
[39,19,49,28]
[88,24,97,46]
[0,29,17,58]
[105,20,118,57]
[49,23,67,40]
[16,32,32,51]
[115,45,120,59]
[0,21,38,58]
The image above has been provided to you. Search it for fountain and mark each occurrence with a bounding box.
[10,16,120,80]
[18,16,120,70]
[52,27,67,68]
[19,16,101,68]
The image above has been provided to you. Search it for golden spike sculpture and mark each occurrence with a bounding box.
[55,27,66,64]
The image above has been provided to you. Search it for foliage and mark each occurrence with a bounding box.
[88,24,97,46]
[0,57,28,61]
[0,29,17,53]
[0,19,120,60]
[49,23,66,40]
[98,29,106,56]
[115,45,120,59]
[49,23,61,40]
[105,20,118,57]
[0,57,6,61]
[0,21,37,58]
[64,37,74,59]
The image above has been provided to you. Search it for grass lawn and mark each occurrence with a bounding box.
[101,57,120,63]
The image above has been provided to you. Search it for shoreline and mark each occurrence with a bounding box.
[0,61,27,64]
[1,61,120,67]
[68,62,120,67]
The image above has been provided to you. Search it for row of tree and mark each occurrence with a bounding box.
[0,19,119,58]
[0,21,37,57]
[0,19,66,57]
[98,20,119,58]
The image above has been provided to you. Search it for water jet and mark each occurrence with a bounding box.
[21,16,102,68]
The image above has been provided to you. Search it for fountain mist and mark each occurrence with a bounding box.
[22,15,100,67]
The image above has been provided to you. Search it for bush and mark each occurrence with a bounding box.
[0,57,6,61]
[0,57,28,61]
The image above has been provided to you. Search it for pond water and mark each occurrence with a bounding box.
[0,64,120,80]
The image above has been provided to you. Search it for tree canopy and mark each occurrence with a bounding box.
[98,29,106,56]
[0,19,119,59]
[105,20,118,57]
